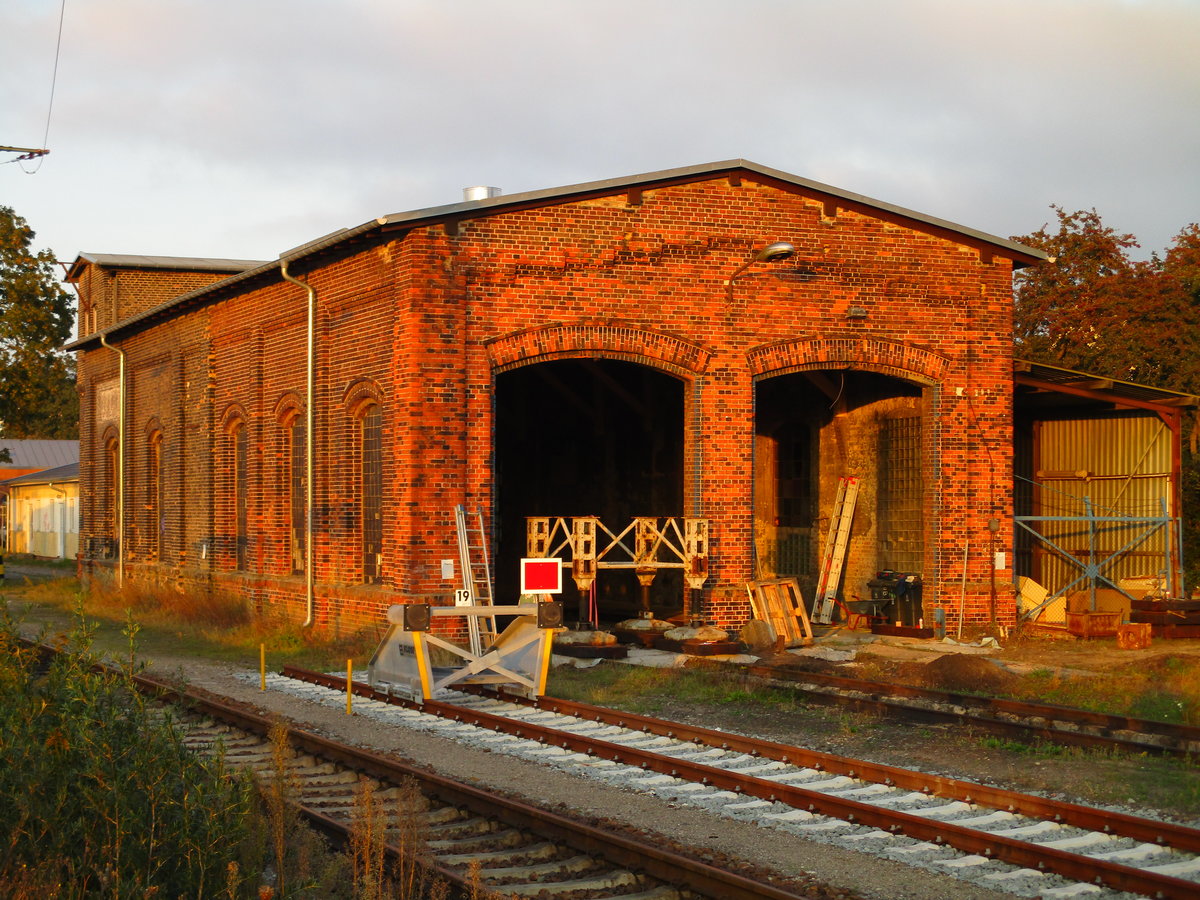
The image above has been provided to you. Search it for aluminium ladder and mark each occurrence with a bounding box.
[455,505,497,656]
[812,476,860,624]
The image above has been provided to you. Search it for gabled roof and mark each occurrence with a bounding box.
[65,159,1047,352]
[65,253,267,283]
[277,159,1046,266]
[1,461,79,487]
[0,440,79,469]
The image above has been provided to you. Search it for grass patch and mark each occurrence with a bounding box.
[1,565,384,673]
[548,660,799,716]
[979,735,1072,758]
[1010,661,1200,726]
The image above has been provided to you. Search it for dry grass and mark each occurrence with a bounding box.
[3,563,384,672]
[1011,655,1200,726]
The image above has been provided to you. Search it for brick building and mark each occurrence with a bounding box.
[66,160,1046,633]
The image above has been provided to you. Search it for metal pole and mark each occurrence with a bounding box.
[279,260,316,628]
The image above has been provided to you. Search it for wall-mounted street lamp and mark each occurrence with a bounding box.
[725,242,795,303]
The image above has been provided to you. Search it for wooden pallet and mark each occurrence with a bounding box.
[746,578,813,647]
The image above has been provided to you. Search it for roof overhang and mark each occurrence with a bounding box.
[1014,358,1198,418]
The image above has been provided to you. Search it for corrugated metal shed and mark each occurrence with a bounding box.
[1013,359,1198,616]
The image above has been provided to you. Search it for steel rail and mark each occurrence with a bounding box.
[283,666,1200,899]
[132,668,810,900]
[741,662,1200,757]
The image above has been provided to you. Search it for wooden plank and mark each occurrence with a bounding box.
[747,578,813,647]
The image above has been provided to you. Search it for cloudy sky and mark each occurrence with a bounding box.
[3,0,1198,271]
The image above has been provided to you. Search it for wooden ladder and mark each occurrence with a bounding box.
[455,505,497,655]
[812,476,860,624]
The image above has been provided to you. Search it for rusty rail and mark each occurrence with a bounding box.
[284,666,1200,899]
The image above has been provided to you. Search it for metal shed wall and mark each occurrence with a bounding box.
[1027,415,1174,599]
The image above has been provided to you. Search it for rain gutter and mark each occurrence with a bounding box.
[99,333,125,589]
[279,259,316,628]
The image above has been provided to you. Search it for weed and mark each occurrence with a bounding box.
[979,735,1070,758]
[4,569,385,673]
[351,780,388,900]
[0,599,261,897]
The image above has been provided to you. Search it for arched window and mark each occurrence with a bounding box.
[146,429,163,560]
[103,431,120,559]
[229,419,249,570]
[285,411,306,575]
[359,404,383,583]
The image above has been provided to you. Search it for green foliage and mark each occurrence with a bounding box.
[979,736,1071,758]
[0,206,77,439]
[1010,657,1200,726]
[1013,208,1200,392]
[0,602,261,898]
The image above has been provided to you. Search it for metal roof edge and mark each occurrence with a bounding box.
[65,252,268,283]
[1014,357,1200,406]
[1,461,80,486]
[373,159,1047,263]
[64,160,1048,352]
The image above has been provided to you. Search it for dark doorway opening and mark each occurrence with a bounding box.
[755,371,925,607]
[495,359,685,623]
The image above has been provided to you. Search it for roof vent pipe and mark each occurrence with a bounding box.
[463,186,502,201]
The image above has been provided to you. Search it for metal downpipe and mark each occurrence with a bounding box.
[280,260,316,628]
[99,333,125,589]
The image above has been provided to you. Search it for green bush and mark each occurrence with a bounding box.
[0,604,261,898]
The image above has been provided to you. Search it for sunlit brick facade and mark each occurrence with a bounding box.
[67,161,1043,633]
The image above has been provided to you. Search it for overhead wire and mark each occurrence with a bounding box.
[13,0,67,173]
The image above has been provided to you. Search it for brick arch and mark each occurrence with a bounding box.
[218,403,248,436]
[340,378,383,417]
[486,322,712,378]
[747,336,950,386]
[272,392,304,426]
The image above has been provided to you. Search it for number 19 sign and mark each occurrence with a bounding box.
[520,558,562,595]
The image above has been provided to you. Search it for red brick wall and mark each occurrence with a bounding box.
[76,172,1018,633]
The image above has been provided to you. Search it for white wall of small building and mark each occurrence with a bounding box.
[5,483,80,559]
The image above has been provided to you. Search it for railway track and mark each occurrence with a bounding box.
[739,661,1200,758]
[280,665,1200,900]
[15,636,822,898]
[132,667,814,900]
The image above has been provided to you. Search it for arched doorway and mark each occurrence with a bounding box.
[755,370,927,612]
[495,359,685,623]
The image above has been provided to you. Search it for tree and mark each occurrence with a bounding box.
[1013,207,1200,393]
[0,206,77,438]
[1014,209,1200,585]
